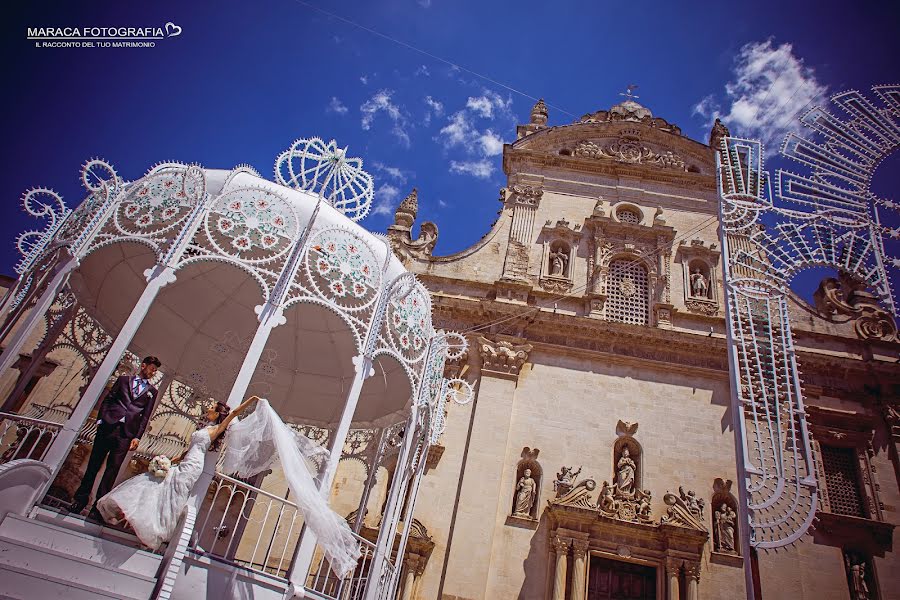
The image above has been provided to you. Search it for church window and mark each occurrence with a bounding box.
[606,260,649,326]
[820,444,865,518]
[616,207,641,224]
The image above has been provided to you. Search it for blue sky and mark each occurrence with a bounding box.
[3,0,898,300]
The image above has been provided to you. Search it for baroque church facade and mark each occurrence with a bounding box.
[386,98,900,599]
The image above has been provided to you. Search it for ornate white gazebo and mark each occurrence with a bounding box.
[0,138,472,600]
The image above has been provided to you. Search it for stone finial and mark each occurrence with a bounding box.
[530,98,549,126]
[393,188,418,229]
[709,118,730,149]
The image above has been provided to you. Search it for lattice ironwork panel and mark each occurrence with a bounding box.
[606,260,649,325]
[821,445,865,518]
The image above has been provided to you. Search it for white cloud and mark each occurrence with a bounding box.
[437,198,448,208]
[417,0,432,6]
[360,89,410,147]
[694,40,828,152]
[372,162,408,184]
[425,96,443,115]
[465,90,513,120]
[450,160,494,179]
[373,183,401,216]
[438,111,476,150]
[415,65,431,77]
[326,96,348,115]
[359,75,368,85]
[479,129,504,156]
[423,96,444,125]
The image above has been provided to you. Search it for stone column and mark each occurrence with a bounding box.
[551,536,571,600]
[571,538,590,600]
[399,555,421,600]
[666,557,681,600]
[684,562,700,600]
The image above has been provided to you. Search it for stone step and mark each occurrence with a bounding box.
[0,562,139,600]
[0,534,157,599]
[0,511,161,577]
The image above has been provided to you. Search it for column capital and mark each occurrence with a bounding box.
[665,556,683,576]
[572,538,590,559]
[476,335,533,378]
[683,561,701,581]
[551,535,572,554]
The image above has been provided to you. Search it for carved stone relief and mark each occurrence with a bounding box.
[572,138,686,171]
[661,486,707,531]
[553,465,582,498]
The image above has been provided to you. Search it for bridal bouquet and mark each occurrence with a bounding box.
[148,455,171,479]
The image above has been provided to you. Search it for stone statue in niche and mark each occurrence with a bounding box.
[513,468,537,517]
[616,447,636,497]
[714,503,737,552]
[845,554,871,600]
[549,246,568,277]
[690,267,709,298]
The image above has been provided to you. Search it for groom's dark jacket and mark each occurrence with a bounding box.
[97,375,157,440]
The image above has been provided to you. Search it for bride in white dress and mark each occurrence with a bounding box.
[96,395,258,550]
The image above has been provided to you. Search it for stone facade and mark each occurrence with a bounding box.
[389,99,899,599]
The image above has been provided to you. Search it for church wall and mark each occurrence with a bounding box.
[421,346,750,599]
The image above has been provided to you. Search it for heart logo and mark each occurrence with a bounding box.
[165,22,182,37]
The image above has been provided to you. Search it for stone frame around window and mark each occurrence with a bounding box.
[807,406,895,556]
[539,219,581,294]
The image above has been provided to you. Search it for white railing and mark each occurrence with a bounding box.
[305,534,377,600]
[132,433,188,462]
[0,412,63,464]
[194,472,303,578]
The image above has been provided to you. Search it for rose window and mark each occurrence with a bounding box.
[606,259,649,325]
[616,207,640,224]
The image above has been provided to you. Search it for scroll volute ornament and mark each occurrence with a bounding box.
[813,272,897,341]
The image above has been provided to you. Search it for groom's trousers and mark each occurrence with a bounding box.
[73,421,131,508]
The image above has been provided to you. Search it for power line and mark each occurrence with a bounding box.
[288,0,578,118]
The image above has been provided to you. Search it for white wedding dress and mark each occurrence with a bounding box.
[97,427,211,550]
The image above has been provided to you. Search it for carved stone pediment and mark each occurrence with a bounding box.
[476,336,533,378]
[509,114,716,177]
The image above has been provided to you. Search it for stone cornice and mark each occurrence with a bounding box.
[421,288,900,391]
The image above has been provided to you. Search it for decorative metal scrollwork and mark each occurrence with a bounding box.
[716,84,899,550]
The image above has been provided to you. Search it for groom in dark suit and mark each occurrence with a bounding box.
[70,356,161,520]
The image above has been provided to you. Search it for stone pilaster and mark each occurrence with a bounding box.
[441,336,531,599]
